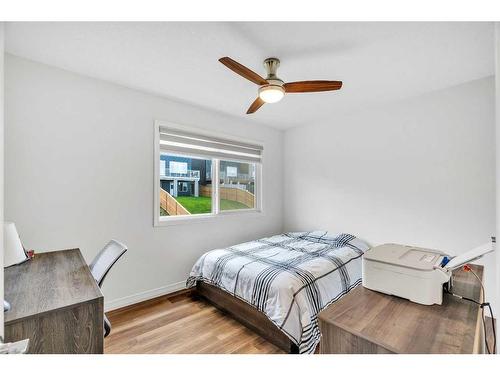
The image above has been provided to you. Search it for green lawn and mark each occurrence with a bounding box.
[221,199,251,211]
[175,196,251,214]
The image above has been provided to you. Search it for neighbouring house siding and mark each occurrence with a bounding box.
[159,155,205,197]
[161,180,196,197]
[191,158,211,185]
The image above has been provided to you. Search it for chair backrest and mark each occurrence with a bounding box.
[89,239,128,287]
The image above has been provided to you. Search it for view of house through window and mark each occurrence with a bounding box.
[219,160,256,211]
[159,154,257,217]
[159,154,213,216]
[157,125,262,221]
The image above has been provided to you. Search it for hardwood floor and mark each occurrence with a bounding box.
[105,289,497,355]
[104,290,285,354]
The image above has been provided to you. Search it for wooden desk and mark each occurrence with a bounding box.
[4,249,104,354]
[319,265,484,354]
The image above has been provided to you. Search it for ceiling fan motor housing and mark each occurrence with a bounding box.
[258,57,285,103]
[263,57,283,83]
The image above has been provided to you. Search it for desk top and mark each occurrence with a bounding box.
[4,249,103,324]
[319,265,483,354]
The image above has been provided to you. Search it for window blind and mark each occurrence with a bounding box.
[159,127,263,163]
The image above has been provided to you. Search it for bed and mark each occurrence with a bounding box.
[186,231,369,354]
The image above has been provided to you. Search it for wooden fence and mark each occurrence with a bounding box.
[200,185,255,208]
[160,188,190,216]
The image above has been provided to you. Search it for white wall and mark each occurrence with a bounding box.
[4,54,283,310]
[284,77,497,311]
[496,23,500,320]
[0,23,5,340]
[4,53,497,315]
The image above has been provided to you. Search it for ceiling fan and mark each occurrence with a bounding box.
[219,56,342,114]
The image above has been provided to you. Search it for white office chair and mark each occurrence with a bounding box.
[89,239,128,337]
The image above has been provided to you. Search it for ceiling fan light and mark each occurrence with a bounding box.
[258,85,285,103]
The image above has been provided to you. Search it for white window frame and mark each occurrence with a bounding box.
[154,120,264,226]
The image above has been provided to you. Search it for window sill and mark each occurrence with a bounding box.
[154,209,264,227]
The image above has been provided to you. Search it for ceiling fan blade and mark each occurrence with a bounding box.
[284,80,343,93]
[219,57,268,86]
[246,97,265,114]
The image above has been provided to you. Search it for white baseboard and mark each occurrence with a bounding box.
[104,280,187,312]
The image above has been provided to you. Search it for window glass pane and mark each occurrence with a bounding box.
[159,153,212,216]
[219,160,256,211]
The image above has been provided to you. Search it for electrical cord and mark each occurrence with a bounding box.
[485,302,496,354]
[468,266,496,354]
[445,265,496,354]
[469,267,490,354]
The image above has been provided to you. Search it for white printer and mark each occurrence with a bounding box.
[362,242,494,305]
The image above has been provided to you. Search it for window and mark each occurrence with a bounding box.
[226,166,237,177]
[220,161,255,211]
[159,154,212,217]
[154,122,263,224]
[169,161,188,175]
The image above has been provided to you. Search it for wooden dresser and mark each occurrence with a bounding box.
[318,265,484,354]
[4,249,104,354]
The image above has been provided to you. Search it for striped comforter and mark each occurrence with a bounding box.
[187,231,369,354]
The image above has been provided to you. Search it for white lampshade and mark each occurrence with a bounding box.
[4,222,28,267]
[258,85,285,103]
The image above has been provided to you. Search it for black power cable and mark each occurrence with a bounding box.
[445,291,496,354]
[484,302,496,354]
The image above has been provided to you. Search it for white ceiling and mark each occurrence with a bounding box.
[5,22,494,130]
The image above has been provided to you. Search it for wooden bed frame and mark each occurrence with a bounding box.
[196,281,299,353]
